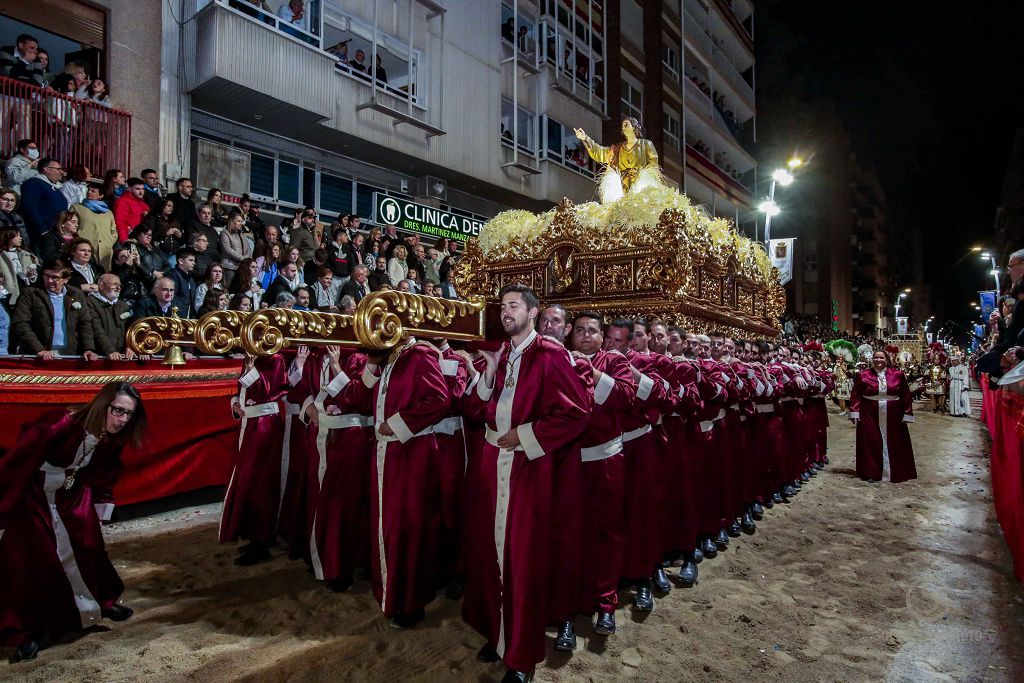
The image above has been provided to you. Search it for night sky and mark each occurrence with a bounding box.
[755,0,1024,335]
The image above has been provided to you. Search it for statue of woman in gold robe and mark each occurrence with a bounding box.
[574,117,661,196]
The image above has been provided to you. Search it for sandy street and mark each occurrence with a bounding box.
[5,407,1024,682]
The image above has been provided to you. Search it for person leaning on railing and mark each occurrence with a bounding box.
[10,258,98,360]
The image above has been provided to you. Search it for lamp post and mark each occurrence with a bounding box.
[894,288,910,333]
[759,158,801,245]
[979,252,1001,293]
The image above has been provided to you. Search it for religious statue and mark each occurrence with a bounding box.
[574,117,661,199]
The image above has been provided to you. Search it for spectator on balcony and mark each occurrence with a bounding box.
[0,187,29,245]
[327,225,355,281]
[228,292,253,312]
[102,169,126,206]
[272,291,296,309]
[439,239,459,297]
[167,177,198,230]
[387,244,408,287]
[327,40,350,65]
[502,17,515,43]
[293,285,311,311]
[281,244,302,272]
[60,164,93,207]
[0,228,38,305]
[140,168,164,209]
[264,261,302,306]
[290,209,319,263]
[198,290,231,316]
[254,224,282,260]
[311,266,340,310]
[65,62,90,98]
[206,187,229,228]
[351,50,369,78]
[302,247,326,286]
[369,255,390,291]
[220,210,253,288]
[338,294,356,314]
[67,237,105,294]
[190,232,216,286]
[11,258,98,360]
[45,74,80,165]
[187,204,222,264]
[374,54,389,85]
[76,78,112,108]
[277,0,307,31]
[405,269,422,294]
[145,197,185,263]
[4,139,40,194]
[38,209,80,264]
[228,257,264,308]
[35,49,54,87]
[85,273,134,359]
[238,194,266,240]
[113,178,150,242]
[256,243,281,290]
[20,157,68,248]
[339,264,370,303]
[194,262,224,311]
[119,224,166,298]
[132,275,177,320]
[166,246,198,318]
[0,34,43,86]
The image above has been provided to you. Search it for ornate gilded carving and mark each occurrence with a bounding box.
[594,262,633,292]
[240,309,354,356]
[126,316,197,355]
[195,310,252,355]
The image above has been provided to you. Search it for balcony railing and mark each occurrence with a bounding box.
[221,0,323,48]
[0,76,131,175]
[712,50,754,108]
[683,9,714,58]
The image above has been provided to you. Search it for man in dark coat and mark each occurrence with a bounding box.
[85,273,134,359]
[10,259,97,359]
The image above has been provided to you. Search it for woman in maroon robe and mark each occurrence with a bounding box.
[0,382,148,661]
[849,350,917,483]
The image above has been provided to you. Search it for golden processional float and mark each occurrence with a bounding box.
[127,126,783,358]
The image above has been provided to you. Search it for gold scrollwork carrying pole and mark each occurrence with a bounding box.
[354,291,487,349]
[238,308,358,356]
[194,310,253,355]
[125,313,197,366]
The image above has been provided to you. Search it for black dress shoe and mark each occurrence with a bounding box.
[763,496,774,509]
[772,491,784,505]
[715,528,730,549]
[101,604,134,621]
[741,512,756,534]
[653,567,672,594]
[727,521,742,538]
[389,608,425,629]
[692,545,704,563]
[477,644,501,662]
[701,536,718,559]
[594,611,616,635]
[554,619,577,651]
[751,502,764,519]
[824,455,830,465]
[783,484,798,499]
[12,640,39,662]
[234,543,270,566]
[633,584,654,611]
[677,560,698,586]
[501,669,534,683]
[801,470,811,482]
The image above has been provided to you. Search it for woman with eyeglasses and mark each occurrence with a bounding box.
[0,187,30,247]
[0,381,148,661]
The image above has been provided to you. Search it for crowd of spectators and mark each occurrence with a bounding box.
[975,249,1024,386]
[0,149,464,359]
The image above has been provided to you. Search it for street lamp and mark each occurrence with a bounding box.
[759,158,803,245]
[979,252,1001,292]
[894,290,910,332]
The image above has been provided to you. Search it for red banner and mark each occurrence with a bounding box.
[981,374,1024,582]
[0,358,242,505]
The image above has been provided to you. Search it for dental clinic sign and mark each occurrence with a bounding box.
[374,194,483,243]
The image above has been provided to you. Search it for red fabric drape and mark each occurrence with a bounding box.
[0,358,242,505]
[981,376,1024,582]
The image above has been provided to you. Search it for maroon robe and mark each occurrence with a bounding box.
[0,411,126,646]
[850,367,917,483]
[434,343,471,584]
[462,330,590,673]
[219,354,289,545]
[695,359,730,536]
[662,356,703,555]
[311,352,374,584]
[364,340,451,616]
[575,350,635,615]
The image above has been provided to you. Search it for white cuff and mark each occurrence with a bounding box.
[324,370,351,397]
[440,359,459,376]
[594,371,614,406]
[230,397,242,421]
[362,365,380,388]
[465,373,480,396]
[903,414,915,423]
[477,374,494,401]
[387,412,414,443]
[287,363,303,386]
[636,373,655,401]
[299,395,316,424]
[518,422,545,460]
[239,367,260,388]
[94,503,115,521]
[849,411,860,419]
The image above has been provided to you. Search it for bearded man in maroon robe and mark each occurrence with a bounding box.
[462,284,590,683]
[850,349,917,483]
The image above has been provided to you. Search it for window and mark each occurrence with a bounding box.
[226,0,323,48]
[249,153,275,199]
[302,167,316,209]
[357,183,383,219]
[538,0,605,106]
[663,111,681,151]
[501,99,536,155]
[662,44,679,79]
[320,172,353,215]
[323,9,424,107]
[540,115,596,179]
[501,3,537,54]
[621,77,642,121]
[278,161,300,205]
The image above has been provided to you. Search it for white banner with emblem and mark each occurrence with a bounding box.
[768,238,795,286]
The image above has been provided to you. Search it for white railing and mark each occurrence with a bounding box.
[683,77,714,119]
[220,0,323,48]
[712,49,754,107]
[683,9,714,58]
